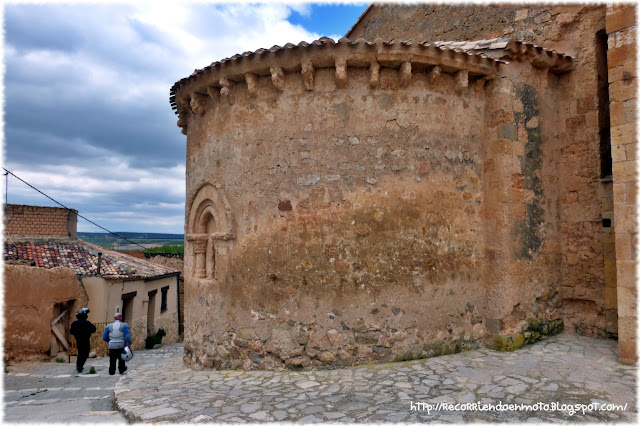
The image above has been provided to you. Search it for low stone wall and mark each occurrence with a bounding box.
[128,317,147,351]
[154,312,180,345]
[183,320,485,371]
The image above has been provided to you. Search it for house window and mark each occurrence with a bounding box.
[161,286,169,312]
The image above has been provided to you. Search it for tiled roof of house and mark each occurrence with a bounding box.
[3,239,179,281]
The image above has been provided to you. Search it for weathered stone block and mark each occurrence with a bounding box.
[612,161,637,183]
[617,286,637,317]
[611,144,627,162]
[212,345,227,359]
[285,356,310,368]
[613,181,638,204]
[614,204,637,234]
[615,233,636,261]
[608,63,636,84]
[618,317,638,364]
[610,99,636,126]
[236,328,257,340]
[485,318,501,334]
[606,7,636,33]
[609,79,637,103]
[608,44,637,69]
[616,260,637,289]
[355,331,381,345]
[319,351,335,362]
[611,122,637,146]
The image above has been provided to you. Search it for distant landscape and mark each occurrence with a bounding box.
[78,232,184,251]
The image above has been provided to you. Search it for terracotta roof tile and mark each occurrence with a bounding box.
[4,239,178,280]
[170,37,505,114]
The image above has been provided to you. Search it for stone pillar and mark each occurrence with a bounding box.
[193,240,207,279]
[606,4,637,364]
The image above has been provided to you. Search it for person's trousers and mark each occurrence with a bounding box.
[76,342,90,372]
[108,348,126,374]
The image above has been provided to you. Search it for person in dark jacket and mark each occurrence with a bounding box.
[69,308,96,374]
[102,313,132,375]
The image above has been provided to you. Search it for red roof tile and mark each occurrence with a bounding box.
[3,239,178,280]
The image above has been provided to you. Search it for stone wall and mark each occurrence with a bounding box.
[606,4,637,364]
[348,4,613,340]
[4,265,88,360]
[4,204,77,239]
[154,311,180,345]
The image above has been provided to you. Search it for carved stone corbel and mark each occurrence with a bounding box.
[455,70,469,94]
[219,77,234,97]
[175,96,189,113]
[177,113,188,135]
[270,67,285,91]
[245,73,259,97]
[369,61,380,89]
[301,61,315,91]
[428,65,442,84]
[399,61,412,87]
[190,93,207,116]
[335,58,347,89]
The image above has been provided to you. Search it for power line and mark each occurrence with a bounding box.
[3,167,149,251]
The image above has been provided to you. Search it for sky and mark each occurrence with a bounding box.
[2,1,368,234]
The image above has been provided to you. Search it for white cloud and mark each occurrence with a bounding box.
[4,3,325,233]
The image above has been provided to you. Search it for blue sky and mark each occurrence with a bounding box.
[288,4,367,36]
[3,2,369,234]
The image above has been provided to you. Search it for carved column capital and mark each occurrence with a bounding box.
[193,240,207,254]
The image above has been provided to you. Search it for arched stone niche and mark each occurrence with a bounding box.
[185,180,235,280]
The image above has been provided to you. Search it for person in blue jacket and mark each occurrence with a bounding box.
[102,313,132,375]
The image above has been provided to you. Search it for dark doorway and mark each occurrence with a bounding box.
[147,289,157,335]
[596,29,612,178]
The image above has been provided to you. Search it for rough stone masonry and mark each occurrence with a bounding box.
[170,4,636,370]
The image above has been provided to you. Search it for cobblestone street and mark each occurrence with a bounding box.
[116,334,637,423]
[3,345,182,423]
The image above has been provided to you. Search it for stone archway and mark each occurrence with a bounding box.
[185,181,235,280]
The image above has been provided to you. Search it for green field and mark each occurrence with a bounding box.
[78,232,184,251]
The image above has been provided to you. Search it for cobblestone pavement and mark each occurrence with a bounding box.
[3,344,182,423]
[115,334,637,423]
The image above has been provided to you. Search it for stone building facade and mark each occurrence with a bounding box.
[172,4,637,369]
